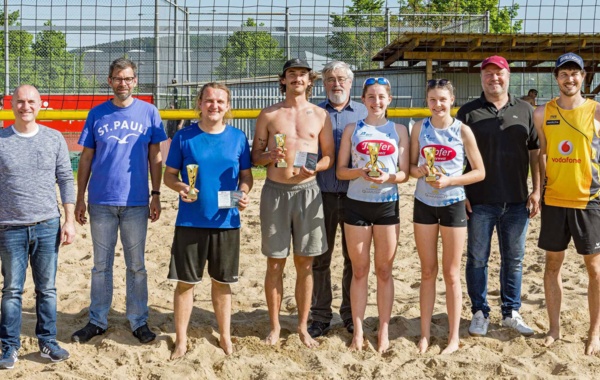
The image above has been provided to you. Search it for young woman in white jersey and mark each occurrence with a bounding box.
[337,77,409,353]
[409,79,485,354]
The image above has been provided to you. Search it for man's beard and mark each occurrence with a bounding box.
[329,90,347,105]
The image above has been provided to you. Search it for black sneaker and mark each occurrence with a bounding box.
[133,324,156,344]
[307,321,330,338]
[40,341,70,362]
[343,318,354,334]
[71,322,106,343]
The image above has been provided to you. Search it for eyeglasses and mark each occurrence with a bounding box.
[110,76,136,84]
[325,77,349,84]
[427,79,450,88]
[363,77,390,87]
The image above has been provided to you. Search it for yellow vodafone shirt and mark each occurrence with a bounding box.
[543,98,600,209]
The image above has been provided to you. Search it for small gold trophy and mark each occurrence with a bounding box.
[274,133,287,168]
[424,147,437,182]
[367,142,381,177]
[186,164,198,200]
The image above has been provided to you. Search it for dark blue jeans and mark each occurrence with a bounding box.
[466,203,529,319]
[0,218,61,350]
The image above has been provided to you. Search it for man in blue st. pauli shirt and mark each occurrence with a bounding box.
[309,61,368,338]
[72,57,167,345]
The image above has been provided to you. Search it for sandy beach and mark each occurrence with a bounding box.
[5,178,600,379]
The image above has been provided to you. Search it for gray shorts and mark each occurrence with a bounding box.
[260,178,327,258]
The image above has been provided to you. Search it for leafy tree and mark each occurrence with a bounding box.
[215,18,286,80]
[398,0,522,33]
[32,20,78,91]
[328,0,393,70]
[0,10,35,92]
[1,13,92,94]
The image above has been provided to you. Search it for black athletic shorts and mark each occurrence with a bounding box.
[538,204,600,255]
[343,197,399,226]
[168,226,240,284]
[413,198,467,227]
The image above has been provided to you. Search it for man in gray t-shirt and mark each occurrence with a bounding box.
[0,85,75,369]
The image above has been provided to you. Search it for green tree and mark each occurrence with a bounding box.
[214,18,286,80]
[32,20,77,91]
[1,13,86,93]
[0,10,35,92]
[398,0,522,33]
[328,0,392,70]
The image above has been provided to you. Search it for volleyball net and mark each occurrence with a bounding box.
[1,0,598,145]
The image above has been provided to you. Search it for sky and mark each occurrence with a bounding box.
[6,0,600,49]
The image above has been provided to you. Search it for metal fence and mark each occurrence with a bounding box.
[1,0,599,142]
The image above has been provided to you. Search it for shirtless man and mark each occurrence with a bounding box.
[251,58,334,348]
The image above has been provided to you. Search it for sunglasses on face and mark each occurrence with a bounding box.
[363,77,390,87]
[427,79,450,88]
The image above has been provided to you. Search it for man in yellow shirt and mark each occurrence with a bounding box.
[534,52,600,355]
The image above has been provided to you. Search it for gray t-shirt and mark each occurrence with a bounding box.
[0,124,75,224]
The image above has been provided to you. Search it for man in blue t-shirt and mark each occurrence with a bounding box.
[72,58,167,345]
[164,83,253,358]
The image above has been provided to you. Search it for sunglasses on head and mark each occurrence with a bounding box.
[363,77,390,87]
[427,79,450,87]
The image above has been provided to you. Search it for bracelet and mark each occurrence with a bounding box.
[150,190,161,196]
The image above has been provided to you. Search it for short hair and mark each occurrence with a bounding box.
[527,89,538,96]
[321,61,354,81]
[554,62,586,78]
[194,82,233,122]
[278,70,318,100]
[11,84,41,105]
[12,84,40,97]
[109,57,137,78]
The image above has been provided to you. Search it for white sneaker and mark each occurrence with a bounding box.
[469,310,490,337]
[502,310,534,336]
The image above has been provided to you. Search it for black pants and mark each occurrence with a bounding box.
[310,192,352,323]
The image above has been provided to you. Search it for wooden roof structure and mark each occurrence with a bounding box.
[372,33,600,94]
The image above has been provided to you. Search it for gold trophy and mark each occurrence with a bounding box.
[274,133,287,168]
[186,164,198,200]
[367,142,381,177]
[424,147,437,182]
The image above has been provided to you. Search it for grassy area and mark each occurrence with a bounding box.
[252,166,267,180]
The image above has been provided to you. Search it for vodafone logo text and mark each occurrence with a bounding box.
[558,140,573,155]
[552,140,580,163]
[356,140,396,156]
[421,145,456,162]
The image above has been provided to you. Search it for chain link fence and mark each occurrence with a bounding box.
[1,0,599,156]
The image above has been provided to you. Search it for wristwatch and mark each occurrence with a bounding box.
[150,190,161,196]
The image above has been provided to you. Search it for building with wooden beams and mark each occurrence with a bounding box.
[372,33,600,95]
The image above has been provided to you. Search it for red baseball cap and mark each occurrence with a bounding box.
[481,55,510,72]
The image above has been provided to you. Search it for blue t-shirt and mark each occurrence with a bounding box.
[78,99,167,206]
[166,123,251,229]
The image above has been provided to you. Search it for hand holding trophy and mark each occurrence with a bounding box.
[274,133,288,168]
[423,147,437,182]
[186,164,198,201]
[367,142,381,177]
